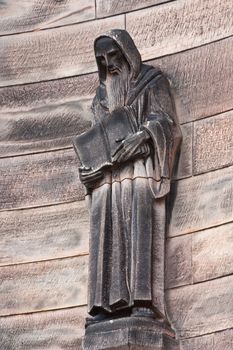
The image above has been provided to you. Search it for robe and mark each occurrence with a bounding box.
[77,29,183,319]
[86,64,182,318]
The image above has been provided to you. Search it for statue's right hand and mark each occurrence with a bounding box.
[79,167,103,187]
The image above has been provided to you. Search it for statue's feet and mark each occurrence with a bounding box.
[85,312,110,327]
[86,308,132,328]
[131,307,172,329]
[131,307,155,318]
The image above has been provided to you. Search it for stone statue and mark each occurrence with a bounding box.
[73,29,182,349]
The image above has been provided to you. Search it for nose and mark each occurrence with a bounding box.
[104,55,113,69]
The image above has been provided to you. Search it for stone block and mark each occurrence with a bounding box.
[83,317,179,350]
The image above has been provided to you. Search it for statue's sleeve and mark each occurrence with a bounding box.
[140,74,182,193]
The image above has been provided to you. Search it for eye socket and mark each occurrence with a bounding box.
[108,50,118,58]
[98,56,106,65]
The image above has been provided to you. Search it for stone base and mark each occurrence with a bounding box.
[82,316,179,350]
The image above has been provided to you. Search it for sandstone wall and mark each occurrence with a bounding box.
[0,1,232,348]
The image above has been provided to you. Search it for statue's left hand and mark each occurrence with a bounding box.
[79,167,103,188]
[112,130,150,163]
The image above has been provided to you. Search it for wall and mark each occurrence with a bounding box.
[0,0,233,349]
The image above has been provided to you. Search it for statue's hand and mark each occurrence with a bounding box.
[79,167,103,188]
[112,130,150,163]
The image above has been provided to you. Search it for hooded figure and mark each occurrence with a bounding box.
[78,29,182,322]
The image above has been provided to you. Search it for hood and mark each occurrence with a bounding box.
[94,29,142,81]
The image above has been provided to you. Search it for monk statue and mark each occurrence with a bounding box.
[73,29,182,345]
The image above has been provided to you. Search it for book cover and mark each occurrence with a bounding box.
[73,107,149,173]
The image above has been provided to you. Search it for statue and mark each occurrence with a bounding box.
[73,29,182,349]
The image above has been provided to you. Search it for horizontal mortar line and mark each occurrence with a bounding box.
[0,33,232,90]
[171,175,193,185]
[165,281,191,291]
[0,198,82,213]
[0,252,89,269]
[166,271,233,292]
[193,161,233,177]
[145,33,233,63]
[167,219,233,240]
[0,0,177,39]
[0,12,119,38]
[179,325,233,341]
[173,162,233,184]
[0,303,87,319]
[0,145,74,159]
[96,0,177,20]
[192,271,233,287]
[0,95,93,113]
[0,69,97,90]
[179,106,233,126]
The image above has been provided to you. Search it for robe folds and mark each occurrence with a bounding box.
[85,30,182,318]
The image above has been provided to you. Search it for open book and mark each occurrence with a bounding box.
[73,107,149,173]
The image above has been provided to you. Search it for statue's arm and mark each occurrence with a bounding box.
[79,167,104,188]
[112,129,150,163]
[112,74,179,165]
[140,74,182,179]
[143,74,177,125]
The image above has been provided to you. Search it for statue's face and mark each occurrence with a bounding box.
[95,37,127,75]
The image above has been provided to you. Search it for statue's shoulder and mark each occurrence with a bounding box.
[142,65,172,94]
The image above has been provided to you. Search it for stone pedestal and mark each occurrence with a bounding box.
[82,317,179,350]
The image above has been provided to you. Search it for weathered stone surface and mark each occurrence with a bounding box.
[154,37,233,124]
[0,73,97,113]
[169,165,233,236]
[192,222,233,282]
[193,111,233,174]
[0,99,92,157]
[166,275,233,338]
[180,328,233,349]
[0,201,89,266]
[0,15,124,86]
[0,306,86,350]
[180,334,213,350]
[166,221,233,288]
[0,73,97,156]
[0,0,95,35]
[0,255,88,316]
[166,235,192,289]
[0,149,84,210]
[214,328,233,349]
[126,0,233,61]
[96,0,168,17]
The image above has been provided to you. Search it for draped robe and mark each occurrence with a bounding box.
[84,30,182,318]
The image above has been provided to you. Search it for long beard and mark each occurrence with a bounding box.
[105,62,129,112]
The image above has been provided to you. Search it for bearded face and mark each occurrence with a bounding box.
[95,37,130,112]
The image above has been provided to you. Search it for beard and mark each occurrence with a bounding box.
[105,61,130,113]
